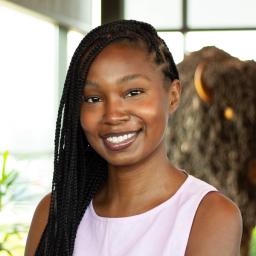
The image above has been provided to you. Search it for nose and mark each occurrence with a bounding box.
[103,97,130,125]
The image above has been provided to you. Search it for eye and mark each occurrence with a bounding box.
[126,88,145,97]
[83,95,102,103]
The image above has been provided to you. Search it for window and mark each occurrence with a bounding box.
[0,2,57,227]
[67,30,85,65]
[158,32,184,64]
[124,0,256,61]
[124,0,182,29]
[188,0,256,28]
[185,31,256,61]
[0,3,57,154]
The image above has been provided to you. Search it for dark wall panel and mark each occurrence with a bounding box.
[6,0,92,33]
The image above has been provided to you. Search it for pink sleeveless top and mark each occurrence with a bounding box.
[73,175,217,256]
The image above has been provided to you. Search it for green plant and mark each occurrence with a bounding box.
[250,227,256,256]
[0,151,19,211]
[0,151,28,256]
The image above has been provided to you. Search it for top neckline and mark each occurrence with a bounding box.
[89,174,192,222]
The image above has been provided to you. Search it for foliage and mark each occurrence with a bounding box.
[250,227,256,256]
[0,151,28,256]
[0,151,18,210]
[0,225,27,256]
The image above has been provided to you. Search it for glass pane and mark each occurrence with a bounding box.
[67,30,85,65]
[188,0,256,28]
[158,32,184,64]
[91,0,101,28]
[124,0,182,29]
[0,3,57,153]
[0,5,56,251]
[185,31,256,61]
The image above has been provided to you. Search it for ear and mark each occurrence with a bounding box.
[167,79,182,114]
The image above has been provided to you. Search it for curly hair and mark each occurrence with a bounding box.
[35,20,179,255]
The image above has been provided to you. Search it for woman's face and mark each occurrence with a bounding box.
[80,41,180,167]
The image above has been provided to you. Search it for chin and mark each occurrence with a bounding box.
[106,158,137,168]
[106,153,149,169]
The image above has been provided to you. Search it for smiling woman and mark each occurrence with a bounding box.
[25,20,242,256]
[80,41,177,166]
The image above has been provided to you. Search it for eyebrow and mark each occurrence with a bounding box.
[85,74,151,88]
[117,74,151,83]
[84,80,99,87]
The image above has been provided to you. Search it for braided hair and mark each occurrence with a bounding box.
[36,20,179,255]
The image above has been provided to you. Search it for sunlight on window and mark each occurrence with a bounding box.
[67,30,85,66]
[185,31,256,61]
[188,0,256,28]
[0,4,58,154]
[92,0,101,28]
[124,0,182,29]
[0,5,57,253]
[158,32,184,64]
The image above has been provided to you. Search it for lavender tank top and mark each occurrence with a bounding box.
[73,175,217,256]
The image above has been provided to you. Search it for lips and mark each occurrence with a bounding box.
[102,130,140,151]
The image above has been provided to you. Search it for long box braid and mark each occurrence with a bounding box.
[36,19,179,255]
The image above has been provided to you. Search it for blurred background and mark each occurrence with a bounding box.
[0,0,255,255]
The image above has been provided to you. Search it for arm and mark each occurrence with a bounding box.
[25,193,51,256]
[185,192,243,256]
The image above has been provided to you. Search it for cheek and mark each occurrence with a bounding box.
[136,97,169,129]
[141,90,169,118]
[80,107,96,134]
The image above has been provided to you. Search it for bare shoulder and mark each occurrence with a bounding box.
[25,193,51,256]
[186,191,243,256]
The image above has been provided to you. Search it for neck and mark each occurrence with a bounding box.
[95,144,181,208]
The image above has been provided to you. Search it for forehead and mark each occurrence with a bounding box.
[93,40,151,64]
[86,41,159,81]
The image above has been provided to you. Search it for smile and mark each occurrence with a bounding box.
[106,132,136,144]
[102,131,140,151]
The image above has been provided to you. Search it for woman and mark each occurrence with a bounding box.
[25,20,242,256]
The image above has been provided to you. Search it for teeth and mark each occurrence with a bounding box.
[106,132,136,144]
